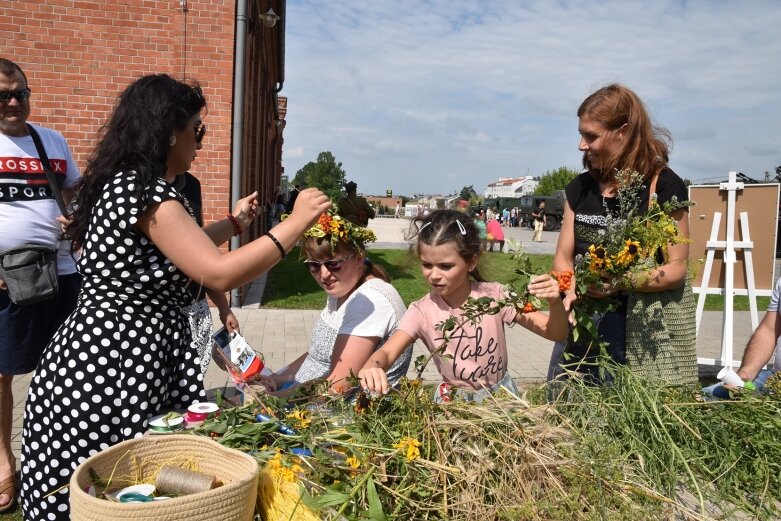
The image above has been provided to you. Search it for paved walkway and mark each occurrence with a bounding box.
[6,218,765,470]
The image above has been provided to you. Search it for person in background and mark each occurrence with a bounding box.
[337,180,375,227]
[473,211,487,251]
[395,203,401,218]
[532,201,546,242]
[0,58,81,514]
[286,183,301,214]
[359,210,567,401]
[485,216,505,252]
[259,210,412,396]
[20,74,330,520]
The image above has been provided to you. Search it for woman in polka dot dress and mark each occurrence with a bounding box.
[20,74,331,520]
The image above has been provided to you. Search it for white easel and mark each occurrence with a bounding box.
[693,171,771,368]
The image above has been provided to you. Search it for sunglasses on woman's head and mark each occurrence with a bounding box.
[194,123,206,143]
[303,254,356,273]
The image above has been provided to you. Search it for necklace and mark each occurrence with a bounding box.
[174,174,186,191]
[171,175,195,219]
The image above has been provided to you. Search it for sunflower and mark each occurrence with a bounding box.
[613,240,640,267]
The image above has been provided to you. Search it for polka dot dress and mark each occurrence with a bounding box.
[20,172,205,520]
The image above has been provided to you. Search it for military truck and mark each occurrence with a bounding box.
[477,192,565,231]
[517,190,566,231]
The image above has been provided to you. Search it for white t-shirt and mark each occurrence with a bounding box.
[0,123,80,274]
[767,276,781,369]
[294,278,413,387]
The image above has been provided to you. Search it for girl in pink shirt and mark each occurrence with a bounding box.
[359,209,568,402]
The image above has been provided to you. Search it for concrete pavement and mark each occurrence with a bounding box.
[6,217,765,470]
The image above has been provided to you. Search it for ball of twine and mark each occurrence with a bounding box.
[155,465,218,496]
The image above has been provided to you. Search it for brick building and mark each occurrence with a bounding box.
[1,0,287,301]
[366,196,402,211]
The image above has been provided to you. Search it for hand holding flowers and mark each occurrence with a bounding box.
[570,169,692,342]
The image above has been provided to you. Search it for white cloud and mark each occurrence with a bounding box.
[281,0,781,194]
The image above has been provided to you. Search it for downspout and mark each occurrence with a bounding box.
[230,0,248,307]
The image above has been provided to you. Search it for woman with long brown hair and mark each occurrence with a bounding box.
[550,84,696,385]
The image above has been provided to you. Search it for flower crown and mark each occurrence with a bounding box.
[302,209,377,251]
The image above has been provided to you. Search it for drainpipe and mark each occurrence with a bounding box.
[230,0,248,307]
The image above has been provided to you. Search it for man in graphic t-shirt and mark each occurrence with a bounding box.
[0,59,81,511]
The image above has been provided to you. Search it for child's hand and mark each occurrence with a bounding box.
[527,274,562,301]
[359,367,390,395]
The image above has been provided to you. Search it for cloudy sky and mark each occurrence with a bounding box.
[280,0,781,196]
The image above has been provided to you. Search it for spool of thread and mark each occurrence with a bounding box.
[148,413,185,433]
[155,465,217,496]
[185,402,221,423]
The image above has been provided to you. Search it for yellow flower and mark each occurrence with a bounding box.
[346,455,361,469]
[286,409,312,429]
[664,223,678,238]
[267,452,303,483]
[587,244,611,273]
[393,436,421,461]
[613,240,640,266]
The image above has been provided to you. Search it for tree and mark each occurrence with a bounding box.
[534,166,579,195]
[459,185,477,201]
[468,195,484,208]
[292,151,347,201]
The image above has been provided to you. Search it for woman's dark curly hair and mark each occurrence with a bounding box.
[68,74,206,249]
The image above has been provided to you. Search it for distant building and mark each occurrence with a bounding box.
[484,176,538,198]
[366,196,402,209]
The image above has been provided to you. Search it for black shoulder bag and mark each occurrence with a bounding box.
[0,124,68,305]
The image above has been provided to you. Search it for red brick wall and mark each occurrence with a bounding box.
[1,0,236,224]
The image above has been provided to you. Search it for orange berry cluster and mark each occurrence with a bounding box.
[550,270,574,292]
[521,301,536,314]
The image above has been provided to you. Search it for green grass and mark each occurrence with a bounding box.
[0,506,21,520]
[700,293,770,311]
[263,247,767,311]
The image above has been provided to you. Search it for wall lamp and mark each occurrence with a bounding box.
[259,7,280,28]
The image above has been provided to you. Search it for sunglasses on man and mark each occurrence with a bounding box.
[303,254,356,273]
[0,88,31,103]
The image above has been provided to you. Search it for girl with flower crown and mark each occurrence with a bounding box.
[259,211,413,395]
[359,209,568,402]
[549,84,697,386]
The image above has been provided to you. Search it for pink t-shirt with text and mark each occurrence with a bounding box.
[398,281,517,390]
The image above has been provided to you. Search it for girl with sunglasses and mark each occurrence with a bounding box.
[259,210,412,396]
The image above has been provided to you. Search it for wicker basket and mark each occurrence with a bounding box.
[70,434,259,521]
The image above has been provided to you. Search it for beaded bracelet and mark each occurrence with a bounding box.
[227,212,243,236]
[266,232,286,259]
